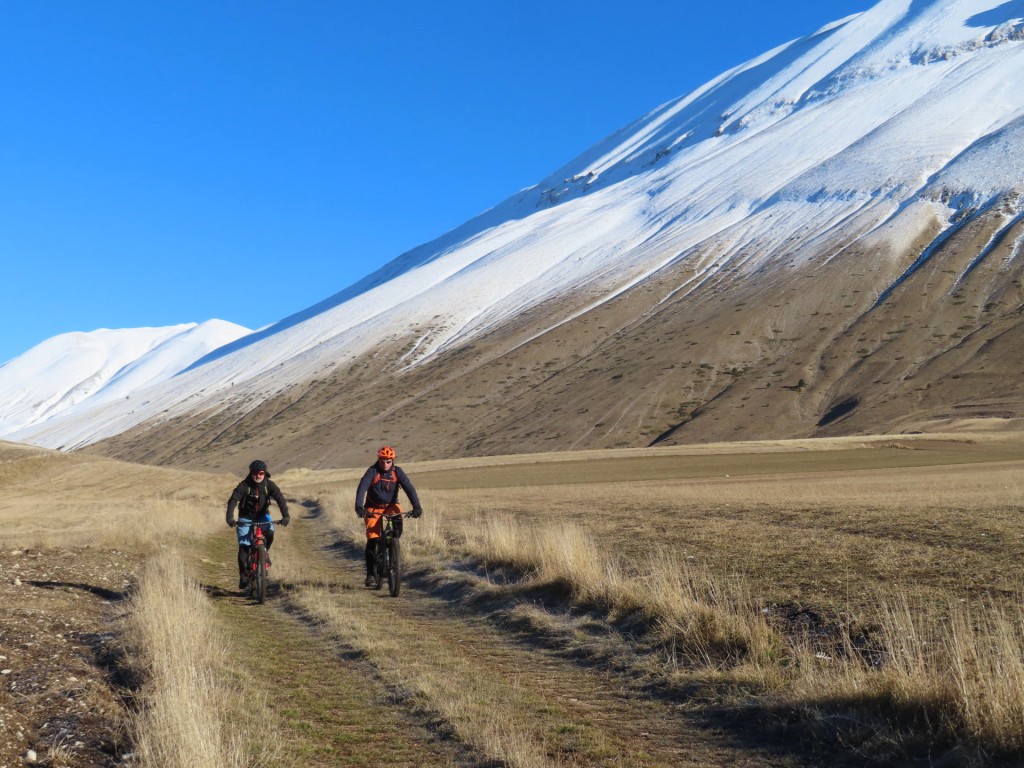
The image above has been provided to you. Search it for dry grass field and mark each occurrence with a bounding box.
[2,433,1024,766]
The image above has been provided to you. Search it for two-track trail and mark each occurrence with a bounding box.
[196,507,806,768]
[196,526,469,767]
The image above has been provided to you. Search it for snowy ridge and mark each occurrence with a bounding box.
[5,0,1024,450]
[0,320,250,436]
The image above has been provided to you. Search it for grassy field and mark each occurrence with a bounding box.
[3,433,1024,766]
[282,432,1024,764]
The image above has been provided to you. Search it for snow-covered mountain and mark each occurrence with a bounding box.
[0,321,250,436]
[4,0,1024,468]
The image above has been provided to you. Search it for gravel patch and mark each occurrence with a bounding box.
[0,547,139,768]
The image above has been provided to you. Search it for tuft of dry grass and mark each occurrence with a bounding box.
[947,602,1024,752]
[456,511,782,672]
[124,550,276,768]
[777,593,1024,759]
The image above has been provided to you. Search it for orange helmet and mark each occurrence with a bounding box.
[377,445,396,460]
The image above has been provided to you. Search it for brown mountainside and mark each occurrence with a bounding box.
[84,193,1024,473]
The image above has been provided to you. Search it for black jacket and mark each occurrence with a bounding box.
[355,464,421,511]
[226,474,289,524]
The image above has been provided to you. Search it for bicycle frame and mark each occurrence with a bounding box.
[380,511,403,542]
[241,518,280,604]
[249,521,271,566]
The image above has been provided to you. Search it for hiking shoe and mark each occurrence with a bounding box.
[364,575,376,588]
[239,575,249,589]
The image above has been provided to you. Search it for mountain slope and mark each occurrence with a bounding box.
[6,0,1024,470]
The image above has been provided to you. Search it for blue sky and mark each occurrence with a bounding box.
[0,0,874,364]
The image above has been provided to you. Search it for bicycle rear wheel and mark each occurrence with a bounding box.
[255,544,268,604]
[387,539,401,597]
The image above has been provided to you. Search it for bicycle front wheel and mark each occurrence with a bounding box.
[255,544,268,604]
[374,541,386,590]
[387,539,401,597]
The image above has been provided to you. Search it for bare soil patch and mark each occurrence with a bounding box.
[0,547,138,768]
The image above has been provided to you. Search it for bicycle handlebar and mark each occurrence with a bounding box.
[236,518,286,525]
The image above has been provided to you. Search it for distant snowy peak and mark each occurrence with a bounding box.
[0,320,251,436]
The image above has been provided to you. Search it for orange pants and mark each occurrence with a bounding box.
[364,503,402,539]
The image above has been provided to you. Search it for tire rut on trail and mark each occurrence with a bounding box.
[265,508,811,768]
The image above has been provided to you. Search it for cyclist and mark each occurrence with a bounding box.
[355,446,423,587]
[226,459,290,589]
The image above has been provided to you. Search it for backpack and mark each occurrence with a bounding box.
[240,480,269,517]
[373,468,397,484]
[372,469,399,502]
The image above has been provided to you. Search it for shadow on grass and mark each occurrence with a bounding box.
[728,691,1007,768]
[200,580,288,603]
[390,559,1016,767]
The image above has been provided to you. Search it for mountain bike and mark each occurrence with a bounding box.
[241,518,283,604]
[373,511,407,597]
